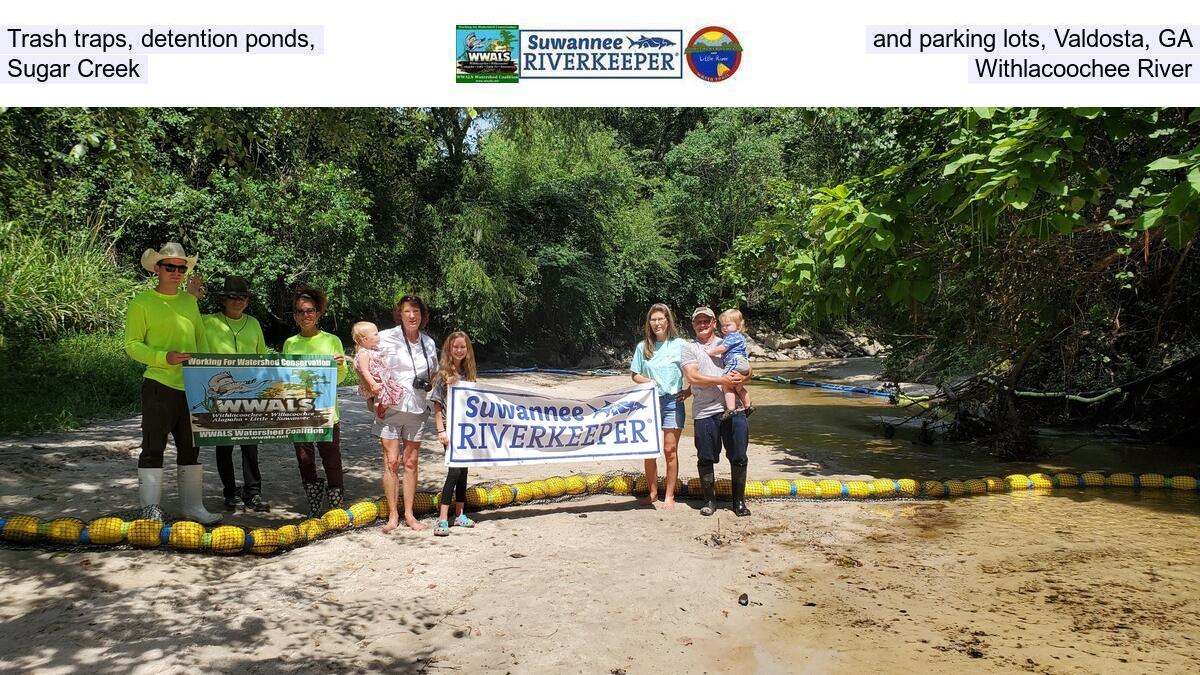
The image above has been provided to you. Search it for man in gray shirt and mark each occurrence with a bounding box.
[681,306,752,517]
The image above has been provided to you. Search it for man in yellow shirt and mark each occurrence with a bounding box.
[123,243,221,524]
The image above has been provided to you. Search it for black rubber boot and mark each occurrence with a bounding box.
[730,463,752,517]
[327,485,344,510]
[698,462,717,516]
[302,479,327,517]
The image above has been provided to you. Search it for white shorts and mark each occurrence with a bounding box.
[374,407,430,442]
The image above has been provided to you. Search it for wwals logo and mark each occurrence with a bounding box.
[456,25,519,83]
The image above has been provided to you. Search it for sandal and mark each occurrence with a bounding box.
[434,520,450,536]
[453,514,476,528]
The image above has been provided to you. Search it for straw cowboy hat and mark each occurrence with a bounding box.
[140,242,197,274]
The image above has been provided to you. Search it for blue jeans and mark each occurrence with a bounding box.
[694,413,749,466]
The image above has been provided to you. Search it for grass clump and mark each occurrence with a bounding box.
[0,223,138,340]
[0,332,144,434]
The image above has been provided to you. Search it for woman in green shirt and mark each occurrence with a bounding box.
[282,286,348,517]
[202,276,271,512]
[123,242,221,525]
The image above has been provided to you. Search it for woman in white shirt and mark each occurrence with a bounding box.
[374,294,439,532]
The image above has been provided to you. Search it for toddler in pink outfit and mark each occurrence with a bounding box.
[352,322,404,419]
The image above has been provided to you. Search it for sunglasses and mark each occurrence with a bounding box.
[225,295,249,301]
[294,308,319,316]
[156,262,188,273]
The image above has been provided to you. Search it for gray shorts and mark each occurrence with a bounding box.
[374,407,430,442]
[723,354,751,375]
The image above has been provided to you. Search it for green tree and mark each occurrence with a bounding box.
[655,108,784,307]
[731,107,1200,445]
[478,113,676,352]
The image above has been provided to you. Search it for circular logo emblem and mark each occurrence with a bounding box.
[685,27,742,82]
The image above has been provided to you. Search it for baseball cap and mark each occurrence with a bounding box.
[690,306,716,320]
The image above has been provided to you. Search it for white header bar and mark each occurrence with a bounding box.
[1,1,1197,105]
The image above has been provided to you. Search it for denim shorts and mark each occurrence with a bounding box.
[660,394,686,430]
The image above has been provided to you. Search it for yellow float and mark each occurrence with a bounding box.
[3,470,1195,558]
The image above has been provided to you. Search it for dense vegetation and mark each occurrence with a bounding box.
[1,107,1196,443]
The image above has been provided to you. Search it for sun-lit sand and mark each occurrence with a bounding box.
[2,364,1198,673]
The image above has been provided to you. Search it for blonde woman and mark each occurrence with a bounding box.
[629,303,690,509]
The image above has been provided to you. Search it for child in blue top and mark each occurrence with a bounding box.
[704,308,754,419]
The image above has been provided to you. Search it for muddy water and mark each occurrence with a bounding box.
[736,362,1199,482]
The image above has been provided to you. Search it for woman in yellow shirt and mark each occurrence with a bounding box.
[202,276,271,512]
[282,286,348,516]
[123,242,221,524]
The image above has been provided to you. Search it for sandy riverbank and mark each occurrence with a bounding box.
[2,364,1198,673]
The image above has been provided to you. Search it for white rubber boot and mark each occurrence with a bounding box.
[178,464,222,524]
[138,467,165,521]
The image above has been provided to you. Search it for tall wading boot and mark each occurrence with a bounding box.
[303,478,327,517]
[177,464,222,525]
[730,463,752,517]
[327,485,344,510]
[138,467,165,521]
[698,463,717,517]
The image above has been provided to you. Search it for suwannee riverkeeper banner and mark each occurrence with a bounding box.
[446,381,662,467]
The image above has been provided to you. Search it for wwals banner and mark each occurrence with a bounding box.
[182,354,338,445]
[446,381,661,467]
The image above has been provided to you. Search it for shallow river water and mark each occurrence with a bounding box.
[741,361,1198,482]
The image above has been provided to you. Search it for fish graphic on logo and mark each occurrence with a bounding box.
[626,35,676,49]
[588,399,649,418]
[207,372,266,396]
[193,371,270,413]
